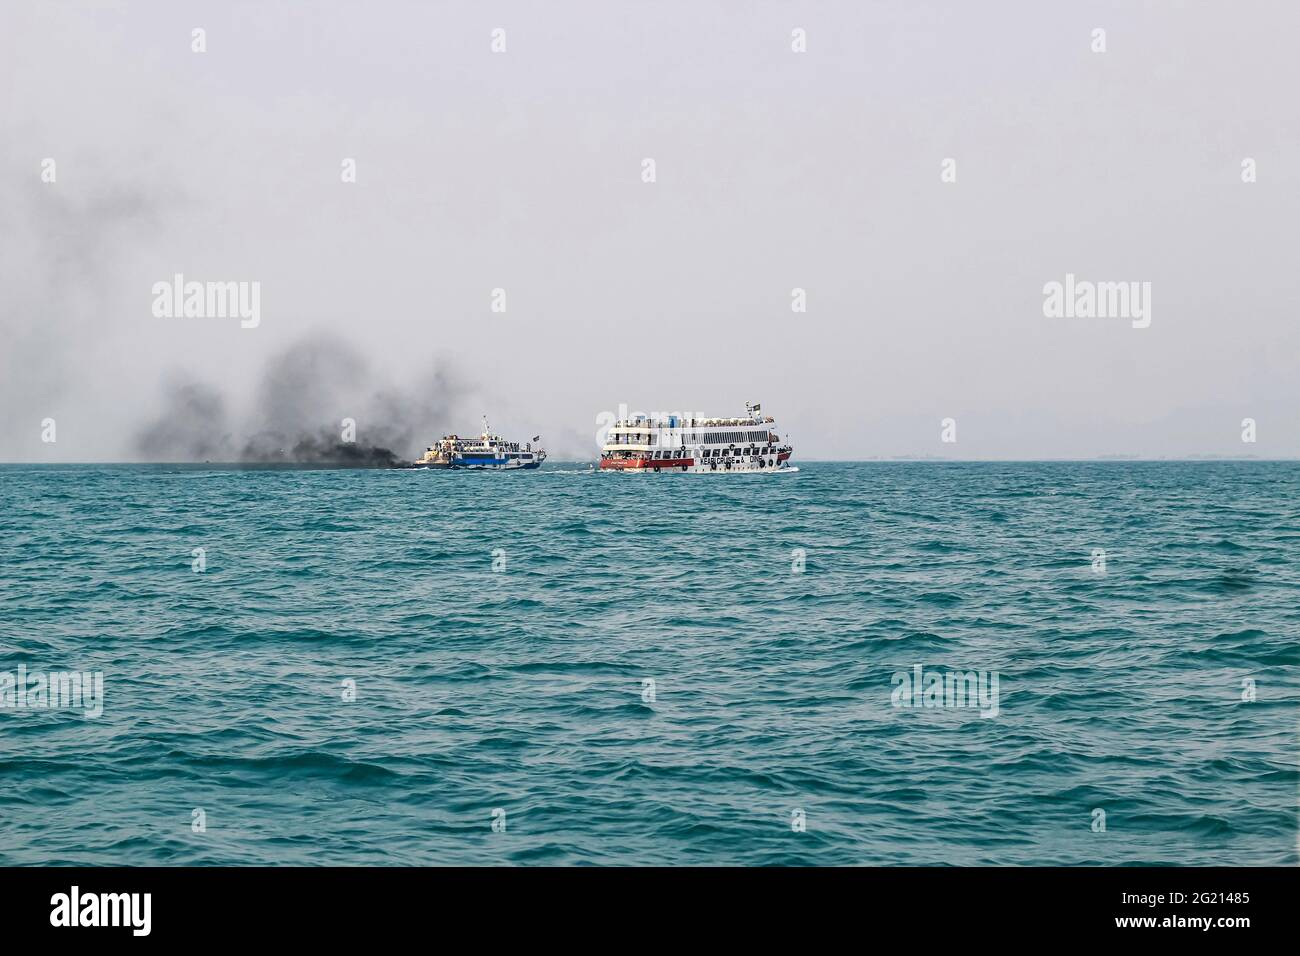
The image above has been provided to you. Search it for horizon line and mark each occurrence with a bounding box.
[3,457,1298,467]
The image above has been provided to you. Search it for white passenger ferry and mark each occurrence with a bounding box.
[412,419,545,470]
[599,403,793,473]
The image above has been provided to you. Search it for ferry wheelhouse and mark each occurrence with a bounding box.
[413,419,545,470]
[599,403,793,473]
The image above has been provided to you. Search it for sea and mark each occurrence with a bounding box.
[1,461,1296,865]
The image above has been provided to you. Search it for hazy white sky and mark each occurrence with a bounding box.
[3,0,1298,460]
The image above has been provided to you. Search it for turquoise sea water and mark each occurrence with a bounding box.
[0,461,1296,865]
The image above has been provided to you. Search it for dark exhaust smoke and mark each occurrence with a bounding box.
[134,380,235,462]
[133,334,466,466]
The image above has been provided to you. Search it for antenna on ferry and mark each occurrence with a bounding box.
[482,414,489,436]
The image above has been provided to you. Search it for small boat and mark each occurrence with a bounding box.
[411,418,545,471]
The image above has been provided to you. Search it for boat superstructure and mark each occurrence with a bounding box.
[599,402,793,473]
[412,419,545,470]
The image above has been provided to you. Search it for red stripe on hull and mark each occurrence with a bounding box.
[600,452,792,470]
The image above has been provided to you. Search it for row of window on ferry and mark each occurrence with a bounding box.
[612,431,766,445]
[642,447,773,460]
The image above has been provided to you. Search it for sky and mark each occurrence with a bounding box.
[2,0,1298,461]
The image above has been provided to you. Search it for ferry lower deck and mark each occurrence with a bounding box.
[599,448,793,473]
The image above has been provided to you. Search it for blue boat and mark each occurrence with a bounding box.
[411,419,545,470]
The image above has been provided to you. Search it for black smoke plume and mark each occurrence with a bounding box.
[133,380,234,462]
[133,335,465,466]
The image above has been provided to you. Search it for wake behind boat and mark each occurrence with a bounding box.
[409,419,545,470]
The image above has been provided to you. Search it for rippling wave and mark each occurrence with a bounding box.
[0,462,1296,865]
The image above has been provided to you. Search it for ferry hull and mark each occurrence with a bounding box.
[453,458,543,471]
[600,451,792,474]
